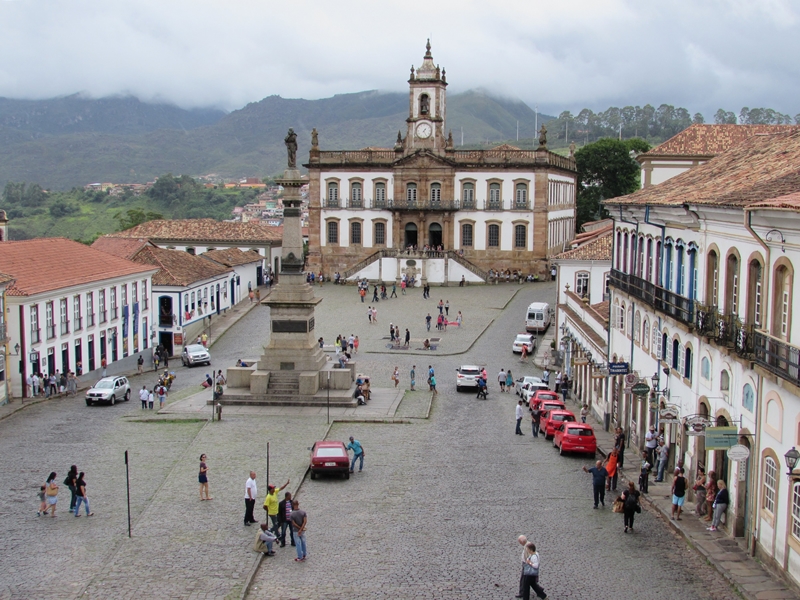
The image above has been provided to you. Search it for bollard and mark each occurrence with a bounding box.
[216,403,222,421]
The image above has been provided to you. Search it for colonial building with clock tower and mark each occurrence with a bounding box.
[305,41,577,285]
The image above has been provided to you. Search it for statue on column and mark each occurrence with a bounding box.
[569,141,576,157]
[285,128,298,168]
[311,128,318,148]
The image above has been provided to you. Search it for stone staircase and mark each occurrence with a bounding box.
[446,250,489,281]
[264,371,300,403]
[341,249,389,280]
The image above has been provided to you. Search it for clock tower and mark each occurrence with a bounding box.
[406,40,448,151]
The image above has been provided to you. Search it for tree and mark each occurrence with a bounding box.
[714,109,737,124]
[575,138,649,228]
[692,113,705,124]
[115,208,164,231]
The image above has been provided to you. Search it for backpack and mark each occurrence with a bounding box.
[624,491,639,509]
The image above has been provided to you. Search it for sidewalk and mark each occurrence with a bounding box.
[559,390,800,600]
[0,286,269,423]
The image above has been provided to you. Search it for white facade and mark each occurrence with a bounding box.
[8,272,156,397]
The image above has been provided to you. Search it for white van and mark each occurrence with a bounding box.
[525,302,551,332]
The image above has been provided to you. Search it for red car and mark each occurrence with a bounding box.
[528,390,562,410]
[534,399,566,415]
[309,441,350,480]
[553,422,597,457]
[540,409,576,439]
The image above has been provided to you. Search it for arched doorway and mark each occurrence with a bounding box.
[428,223,442,247]
[404,223,418,248]
[715,415,730,484]
[697,401,709,472]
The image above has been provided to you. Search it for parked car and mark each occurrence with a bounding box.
[553,422,597,457]
[528,389,562,410]
[515,376,543,396]
[181,344,211,367]
[512,333,535,354]
[85,376,131,406]
[309,441,350,480]
[540,409,576,439]
[525,302,552,332]
[520,381,552,404]
[456,365,482,391]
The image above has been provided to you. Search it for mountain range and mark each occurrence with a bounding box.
[0,91,554,190]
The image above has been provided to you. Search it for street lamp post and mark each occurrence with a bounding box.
[785,446,800,478]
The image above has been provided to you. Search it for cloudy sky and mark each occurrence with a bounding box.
[0,0,797,119]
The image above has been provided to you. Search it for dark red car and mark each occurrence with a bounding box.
[553,422,597,457]
[528,390,562,410]
[540,409,576,439]
[309,441,350,480]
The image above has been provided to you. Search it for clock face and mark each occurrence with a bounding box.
[416,122,432,139]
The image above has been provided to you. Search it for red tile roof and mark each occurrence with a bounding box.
[553,229,612,261]
[130,246,232,286]
[748,192,800,211]
[642,124,800,158]
[0,272,15,287]
[609,130,800,208]
[0,238,157,296]
[202,248,263,267]
[91,236,152,260]
[113,219,282,244]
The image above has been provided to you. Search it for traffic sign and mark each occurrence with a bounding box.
[632,382,651,396]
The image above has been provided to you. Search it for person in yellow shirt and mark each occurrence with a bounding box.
[263,478,290,536]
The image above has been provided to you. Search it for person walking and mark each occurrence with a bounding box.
[614,427,626,469]
[137,354,144,374]
[429,373,437,394]
[498,369,506,392]
[392,367,400,388]
[583,460,608,508]
[621,481,641,533]
[410,365,416,391]
[693,467,708,517]
[263,479,290,536]
[390,283,397,298]
[244,471,258,526]
[73,472,94,517]
[101,357,107,378]
[520,541,547,600]
[605,448,619,491]
[346,436,365,473]
[520,344,528,363]
[31,373,40,397]
[515,400,525,435]
[580,404,589,423]
[157,384,167,409]
[554,371,562,394]
[64,465,78,513]
[426,313,432,331]
[278,491,294,547]
[148,388,155,410]
[541,369,550,387]
[708,480,728,532]
[353,336,359,353]
[404,328,410,348]
[66,372,77,396]
[505,369,514,393]
[638,451,651,494]
[139,386,149,409]
[671,468,687,520]
[199,454,212,500]
[516,534,531,599]
[290,499,308,561]
[530,405,541,438]
[445,300,450,316]
[43,472,59,517]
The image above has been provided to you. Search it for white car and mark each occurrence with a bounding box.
[512,333,535,354]
[456,365,482,391]
[515,375,543,396]
[520,381,551,404]
[181,344,211,367]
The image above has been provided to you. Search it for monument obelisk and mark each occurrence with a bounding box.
[258,128,326,373]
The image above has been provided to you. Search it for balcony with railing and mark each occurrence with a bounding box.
[325,197,340,208]
[609,268,694,326]
[694,305,752,356]
[754,330,800,386]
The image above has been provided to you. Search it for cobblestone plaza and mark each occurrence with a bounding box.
[1,283,739,599]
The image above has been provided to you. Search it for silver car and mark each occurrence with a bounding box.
[85,376,131,406]
[181,344,211,367]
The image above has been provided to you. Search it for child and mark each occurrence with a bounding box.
[37,485,46,516]
[148,389,155,410]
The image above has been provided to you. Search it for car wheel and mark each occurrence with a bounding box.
[559,444,565,456]
[182,357,186,366]
[456,385,461,392]
[590,452,596,459]
[310,471,316,480]
[85,399,92,407]
[110,395,116,406]
[344,471,350,480]
[125,390,131,402]
[552,438,558,448]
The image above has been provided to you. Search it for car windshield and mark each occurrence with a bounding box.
[459,368,480,375]
[93,380,114,389]
[186,345,205,353]
[515,335,530,342]
[316,448,345,457]
[569,428,594,437]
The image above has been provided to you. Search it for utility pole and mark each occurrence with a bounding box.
[516,120,519,141]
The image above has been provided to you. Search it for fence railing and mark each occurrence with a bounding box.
[754,330,800,386]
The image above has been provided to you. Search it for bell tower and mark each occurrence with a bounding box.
[406,40,448,152]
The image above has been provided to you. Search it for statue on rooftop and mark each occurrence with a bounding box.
[311,128,318,148]
[538,125,547,149]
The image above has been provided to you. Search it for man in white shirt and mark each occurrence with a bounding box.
[139,386,149,409]
[515,400,525,435]
[645,425,659,470]
[498,369,506,392]
[244,471,258,526]
[31,373,40,396]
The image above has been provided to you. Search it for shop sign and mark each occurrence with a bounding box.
[608,362,629,375]
[573,357,589,366]
[632,382,651,396]
[659,405,681,424]
[705,426,738,450]
[727,444,751,461]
